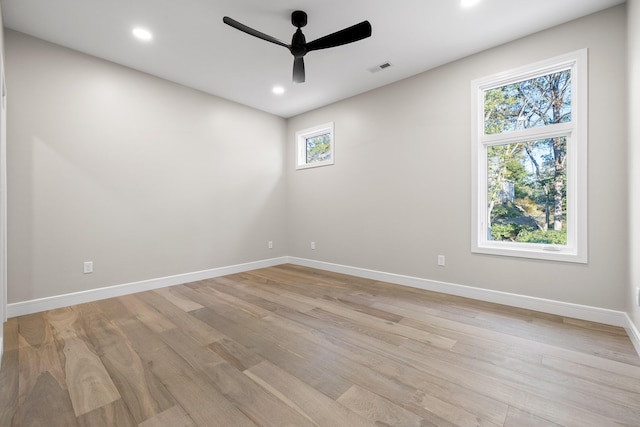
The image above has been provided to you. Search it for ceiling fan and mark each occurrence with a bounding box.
[223,10,372,84]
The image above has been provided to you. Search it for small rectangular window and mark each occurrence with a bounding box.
[296,122,334,169]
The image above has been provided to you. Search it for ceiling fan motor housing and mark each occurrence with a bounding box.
[291,10,307,28]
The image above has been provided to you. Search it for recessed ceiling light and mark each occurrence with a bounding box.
[272,86,285,95]
[461,0,481,7]
[132,27,153,41]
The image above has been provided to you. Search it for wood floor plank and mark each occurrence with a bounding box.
[193,300,411,406]
[61,336,122,417]
[503,406,563,427]
[189,284,272,319]
[17,340,67,407]
[297,306,410,346]
[2,317,19,352]
[245,360,376,427]
[76,398,137,427]
[16,313,47,348]
[407,388,502,427]
[207,337,263,372]
[337,384,425,427]
[46,307,121,417]
[17,312,68,411]
[79,304,176,424]
[135,289,225,346]
[13,371,79,427]
[226,276,318,313]
[117,294,177,334]
[395,320,640,422]
[152,286,204,312]
[377,297,635,374]
[158,326,227,372]
[191,306,354,400]
[115,317,258,427]
[283,291,458,349]
[274,308,510,425]
[541,352,640,392]
[395,343,630,427]
[204,276,293,312]
[138,405,196,427]
[403,330,640,419]
[0,319,18,426]
[202,362,318,427]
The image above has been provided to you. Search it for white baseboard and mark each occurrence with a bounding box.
[288,257,631,328]
[6,257,289,317]
[625,314,640,357]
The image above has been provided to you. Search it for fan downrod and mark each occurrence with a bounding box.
[291,10,307,28]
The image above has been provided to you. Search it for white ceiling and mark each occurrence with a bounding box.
[0,0,625,118]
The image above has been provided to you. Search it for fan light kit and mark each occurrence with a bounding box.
[223,10,372,83]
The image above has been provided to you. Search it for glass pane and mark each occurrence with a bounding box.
[487,137,567,245]
[484,70,571,134]
[306,133,331,164]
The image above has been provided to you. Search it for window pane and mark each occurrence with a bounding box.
[306,133,331,164]
[487,137,567,245]
[484,70,571,134]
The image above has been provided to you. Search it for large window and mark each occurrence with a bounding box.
[296,122,334,170]
[471,50,587,263]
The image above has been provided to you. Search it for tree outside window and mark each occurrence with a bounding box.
[485,71,570,245]
[305,133,332,164]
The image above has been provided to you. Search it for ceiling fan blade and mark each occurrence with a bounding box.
[223,16,290,49]
[293,57,305,83]
[306,21,372,52]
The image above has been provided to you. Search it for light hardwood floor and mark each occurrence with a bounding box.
[1,264,639,426]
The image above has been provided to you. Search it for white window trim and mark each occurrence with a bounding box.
[295,122,334,170]
[471,49,588,263]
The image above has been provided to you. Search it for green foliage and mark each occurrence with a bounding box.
[490,219,566,245]
[490,223,518,241]
[517,197,538,215]
[306,134,331,163]
[491,202,520,220]
[516,229,567,245]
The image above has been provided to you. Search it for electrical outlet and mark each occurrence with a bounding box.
[83,261,93,274]
[437,255,445,266]
[268,241,273,249]
[637,287,640,307]
[311,241,316,250]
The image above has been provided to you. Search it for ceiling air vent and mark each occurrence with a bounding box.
[369,61,392,73]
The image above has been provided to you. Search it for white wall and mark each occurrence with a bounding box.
[629,0,640,334]
[5,30,288,303]
[287,6,628,311]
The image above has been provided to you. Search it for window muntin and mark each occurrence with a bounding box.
[296,122,334,169]
[471,50,587,263]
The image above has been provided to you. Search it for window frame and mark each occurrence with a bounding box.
[470,49,588,263]
[295,122,335,170]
